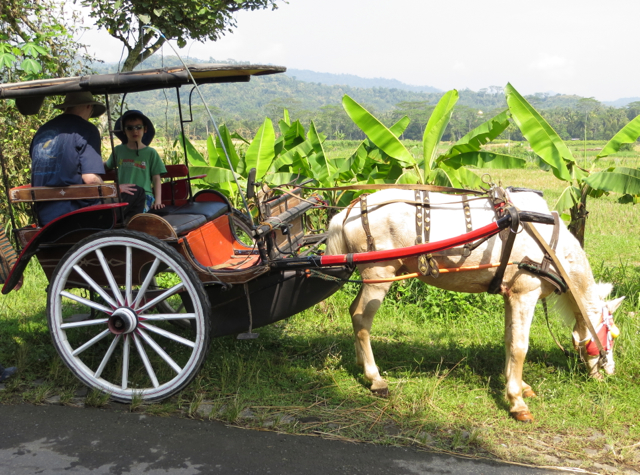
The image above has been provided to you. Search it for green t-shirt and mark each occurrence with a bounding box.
[106,145,167,196]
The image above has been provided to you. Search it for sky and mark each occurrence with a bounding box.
[78,0,639,102]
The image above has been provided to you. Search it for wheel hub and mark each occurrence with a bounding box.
[108,307,138,335]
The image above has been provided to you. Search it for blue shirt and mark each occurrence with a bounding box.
[30,114,105,225]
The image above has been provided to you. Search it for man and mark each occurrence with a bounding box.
[30,91,145,225]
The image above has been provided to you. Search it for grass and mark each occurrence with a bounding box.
[1,141,640,473]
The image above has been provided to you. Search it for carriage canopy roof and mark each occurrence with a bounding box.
[0,63,286,101]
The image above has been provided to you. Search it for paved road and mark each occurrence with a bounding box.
[0,404,560,474]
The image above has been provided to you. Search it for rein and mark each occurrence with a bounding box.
[522,220,609,364]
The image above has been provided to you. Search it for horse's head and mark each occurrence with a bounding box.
[573,283,625,378]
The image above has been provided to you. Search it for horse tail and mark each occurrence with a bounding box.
[326,214,348,256]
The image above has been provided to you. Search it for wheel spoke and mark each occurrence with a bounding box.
[96,249,125,306]
[122,335,130,390]
[137,282,185,314]
[61,318,109,329]
[72,329,111,356]
[132,258,161,310]
[139,323,196,348]
[140,313,196,321]
[125,246,133,306]
[72,265,118,308]
[133,333,159,388]
[95,334,121,379]
[137,329,182,374]
[60,291,112,314]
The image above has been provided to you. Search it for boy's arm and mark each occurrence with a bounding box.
[151,174,165,209]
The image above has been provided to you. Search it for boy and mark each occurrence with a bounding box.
[106,110,166,211]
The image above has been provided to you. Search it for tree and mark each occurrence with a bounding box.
[82,0,279,72]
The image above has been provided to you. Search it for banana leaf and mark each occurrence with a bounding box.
[505,83,572,181]
[206,134,220,167]
[597,115,640,159]
[215,125,241,172]
[441,110,511,159]
[584,167,640,195]
[342,95,415,167]
[396,169,422,184]
[244,118,275,180]
[307,121,334,187]
[389,116,411,138]
[554,185,581,212]
[443,151,526,170]
[423,90,458,171]
[179,133,208,167]
[189,166,237,184]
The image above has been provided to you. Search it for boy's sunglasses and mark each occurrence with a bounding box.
[125,125,144,131]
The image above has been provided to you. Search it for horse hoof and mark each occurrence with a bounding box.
[371,387,389,398]
[511,411,534,422]
[523,389,537,398]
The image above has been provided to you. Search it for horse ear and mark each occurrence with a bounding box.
[607,296,625,314]
[596,283,614,300]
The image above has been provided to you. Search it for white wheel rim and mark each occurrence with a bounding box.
[49,235,207,401]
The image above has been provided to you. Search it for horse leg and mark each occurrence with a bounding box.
[503,289,540,422]
[522,381,537,398]
[350,266,397,397]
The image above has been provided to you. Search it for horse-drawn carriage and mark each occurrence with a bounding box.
[0,64,623,421]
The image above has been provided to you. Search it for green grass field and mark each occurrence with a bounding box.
[1,141,639,473]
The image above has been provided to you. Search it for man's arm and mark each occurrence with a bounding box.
[82,173,104,185]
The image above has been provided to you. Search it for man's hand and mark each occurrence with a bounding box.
[119,184,138,195]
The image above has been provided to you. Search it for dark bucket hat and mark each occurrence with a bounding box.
[114,110,155,145]
[54,91,106,118]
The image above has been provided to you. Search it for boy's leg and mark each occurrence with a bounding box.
[119,185,146,224]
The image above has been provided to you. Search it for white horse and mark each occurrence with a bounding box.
[326,188,625,421]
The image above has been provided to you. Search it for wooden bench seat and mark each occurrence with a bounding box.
[9,183,118,203]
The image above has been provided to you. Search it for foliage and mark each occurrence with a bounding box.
[341,92,525,191]
[0,0,95,228]
[82,0,279,72]
[505,83,640,246]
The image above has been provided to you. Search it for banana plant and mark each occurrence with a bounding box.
[505,83,640,247]
[184,112,341,206]
[341,92,526,192]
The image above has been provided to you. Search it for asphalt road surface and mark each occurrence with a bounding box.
[0,404,561,474]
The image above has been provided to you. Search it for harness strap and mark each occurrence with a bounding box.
[487,205,519,294]
[522,221,607,361]
[541,211,561,274]
[462,195,473,232]
[360,194,376,252]
[414,190,438,278]
[518,212,567,294]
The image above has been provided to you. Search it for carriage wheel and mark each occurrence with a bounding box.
[47,230,211,403]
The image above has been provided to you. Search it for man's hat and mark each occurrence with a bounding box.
[54,91,106,118]
[114,110,155,146]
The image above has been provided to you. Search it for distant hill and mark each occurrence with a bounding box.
[286,69,441,93]
[603,97,640,107]
[85,55,636,142]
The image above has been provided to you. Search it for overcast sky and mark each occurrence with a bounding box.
[79,0,638,102]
